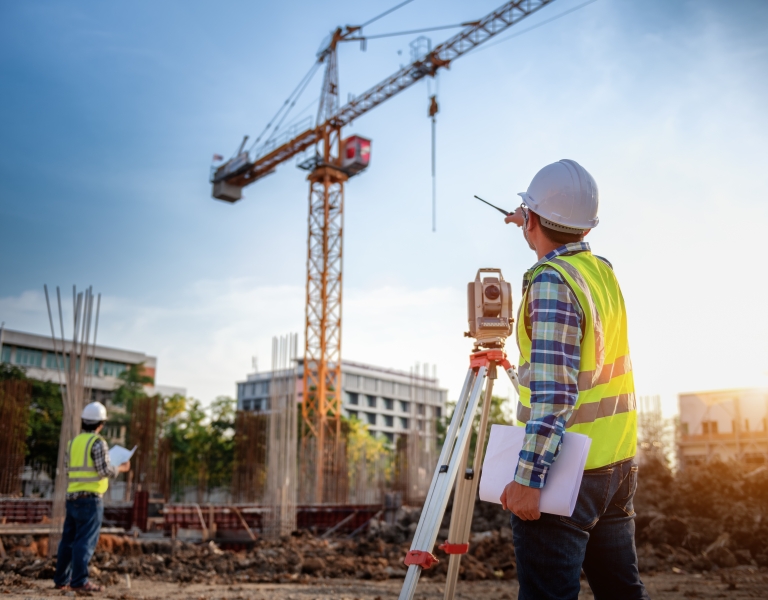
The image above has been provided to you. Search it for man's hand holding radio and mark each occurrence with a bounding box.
[504,207,525,227]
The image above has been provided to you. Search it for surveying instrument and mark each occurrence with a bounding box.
[398,268,520,600]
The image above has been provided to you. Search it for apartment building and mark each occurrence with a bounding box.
[678,388,768,468]
[236,359,448,443]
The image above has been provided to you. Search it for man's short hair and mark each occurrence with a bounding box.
[81,419,104,432]
[532,212,586,245]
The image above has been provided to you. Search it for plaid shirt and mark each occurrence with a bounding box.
[66,435,118,498]
[514,242,594,489]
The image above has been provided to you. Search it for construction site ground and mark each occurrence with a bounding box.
[2,571,768,600]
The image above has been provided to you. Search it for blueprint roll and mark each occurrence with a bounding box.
[479,425,592,517]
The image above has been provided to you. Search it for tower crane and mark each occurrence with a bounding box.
[210,0,556,503]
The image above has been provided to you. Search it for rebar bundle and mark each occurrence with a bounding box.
[231,412,268,503]
[264,334,299,537]
[128,395,160,494]
[0,380,32,496]
[44,285,101,556]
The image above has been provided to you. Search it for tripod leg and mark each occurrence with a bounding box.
[398,365,488,600]
[443,363,497,600]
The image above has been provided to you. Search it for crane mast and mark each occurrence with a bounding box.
[211,0,556,503]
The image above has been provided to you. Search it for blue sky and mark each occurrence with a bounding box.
[2,0,767,413]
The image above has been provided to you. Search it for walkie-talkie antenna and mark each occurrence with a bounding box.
[474,195,509,216]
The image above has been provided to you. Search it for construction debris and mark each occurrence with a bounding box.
[2,458,768,588]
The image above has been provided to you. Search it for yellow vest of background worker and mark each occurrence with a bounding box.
[67,433,109,495]
[516,250,637,470]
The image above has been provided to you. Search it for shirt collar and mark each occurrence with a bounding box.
[523,242,591,286]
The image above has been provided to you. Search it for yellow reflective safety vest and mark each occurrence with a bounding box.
[67,433,109,495]
[516,250,636,470]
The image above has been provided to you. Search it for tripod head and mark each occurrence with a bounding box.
[465,268,514,352]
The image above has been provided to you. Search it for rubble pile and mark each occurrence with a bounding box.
[634,458,768,572]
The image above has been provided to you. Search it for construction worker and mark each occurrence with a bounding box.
[501,160,649,600]
[53,401,130,592]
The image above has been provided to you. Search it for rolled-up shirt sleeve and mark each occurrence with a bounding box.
[91,438,120,479]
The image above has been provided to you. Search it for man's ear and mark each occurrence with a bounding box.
[527,210,539,232]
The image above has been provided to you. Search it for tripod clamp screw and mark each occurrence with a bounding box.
[404,550,440,569]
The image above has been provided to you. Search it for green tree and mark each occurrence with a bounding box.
[161,395,236,499]
[437,395,516,460]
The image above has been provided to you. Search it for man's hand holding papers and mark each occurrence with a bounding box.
[500,481,541,520]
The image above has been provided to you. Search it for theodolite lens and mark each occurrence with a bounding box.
[484,285,500,300]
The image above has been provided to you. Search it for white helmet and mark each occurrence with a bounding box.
[82,401,107,422]
[518,159,599,233]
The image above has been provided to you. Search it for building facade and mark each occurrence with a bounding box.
[678,388,768,468]
[237,359,448,443]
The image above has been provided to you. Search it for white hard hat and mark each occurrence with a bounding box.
[82,401,107,422]
[518,159,599,233]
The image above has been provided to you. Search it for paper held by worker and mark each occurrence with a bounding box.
[479,425,591,517]
[109,445,137,466]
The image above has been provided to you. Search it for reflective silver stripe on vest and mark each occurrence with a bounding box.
[516,393,636,426]
[549,257,605,387]
[578,355,632,391]
[68,434,99,479]
[518,361,531,387]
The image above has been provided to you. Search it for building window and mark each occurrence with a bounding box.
[384,415,394,428]
[381,381,394,394]
[366,413,376,426]
[363,377,377,392]
[384,432,394,443]
[400,417,409,429]
[242,400,251,411]
[46,353,68,370]
[14,347,43,368]
[418,419,424,431]
[417,403,426,416]
[347,392,359,405]
[397,383,411,397]
[348,410,358,420]
[702,421,718,434]
[434,406,442,419]
[383,397,394,411]
[367,395,376,408]
[399,401,410,413]
[1,345,10,363]
[103,361,127,377]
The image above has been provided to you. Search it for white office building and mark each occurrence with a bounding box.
[236,359,448,443]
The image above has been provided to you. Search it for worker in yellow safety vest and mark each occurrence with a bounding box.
[500,160,649,600]
[53,402,130,593]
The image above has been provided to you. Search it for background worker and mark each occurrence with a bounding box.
[53,402,130,593]
[500,160,649,600]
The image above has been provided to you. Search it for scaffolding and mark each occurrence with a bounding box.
[264,334,299,537]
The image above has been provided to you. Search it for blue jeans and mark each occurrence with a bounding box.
[53,496,103,588]
[511,459,649,600]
